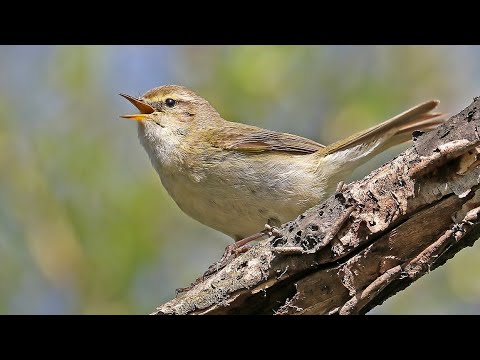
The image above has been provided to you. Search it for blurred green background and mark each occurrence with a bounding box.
[1,45,480,314]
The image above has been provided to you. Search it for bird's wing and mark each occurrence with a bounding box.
[209,100,444,157]
[209,123,325,155]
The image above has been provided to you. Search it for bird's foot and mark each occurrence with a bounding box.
[175,230,269,295]
[201,243,244,279]
[202,231,266,278]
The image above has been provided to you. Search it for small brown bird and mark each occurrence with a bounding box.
[120,85,445,262]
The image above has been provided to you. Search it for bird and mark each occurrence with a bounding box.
[119,85,445,269]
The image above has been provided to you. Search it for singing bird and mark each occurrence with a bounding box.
[120,85,444,256]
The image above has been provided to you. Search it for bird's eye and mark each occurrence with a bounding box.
[165,98,176,108]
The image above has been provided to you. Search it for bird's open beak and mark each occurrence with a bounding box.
[119,93,155,121]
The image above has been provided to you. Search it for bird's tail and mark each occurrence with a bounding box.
[317,100,446,165]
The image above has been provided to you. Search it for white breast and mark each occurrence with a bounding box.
[138,122,349,240]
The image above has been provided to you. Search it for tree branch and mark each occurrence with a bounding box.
[153,96,480,315]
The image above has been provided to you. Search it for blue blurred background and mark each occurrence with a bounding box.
[1,45,480,314]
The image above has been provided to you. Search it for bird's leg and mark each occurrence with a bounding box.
[176,230,268,295]
[202,230,268,278]
[176,220,281,294]
[176,231,269,294]
[201,218,282,279]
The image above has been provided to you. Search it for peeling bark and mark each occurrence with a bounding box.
[153,96,480,315]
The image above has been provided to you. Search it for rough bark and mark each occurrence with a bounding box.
[153,96,480,315]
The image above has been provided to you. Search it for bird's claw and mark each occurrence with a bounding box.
[176,230,268,294]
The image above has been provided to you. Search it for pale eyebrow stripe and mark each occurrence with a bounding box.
[143,87,206,107]
[174,94,196,102]
[147,93,196,102]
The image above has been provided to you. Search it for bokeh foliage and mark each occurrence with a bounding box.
[1,45,479,314]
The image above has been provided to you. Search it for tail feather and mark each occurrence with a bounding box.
[395,113,446,135]
[382,113,447,149]
[318,100,446,158]
[318,100,447,197]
